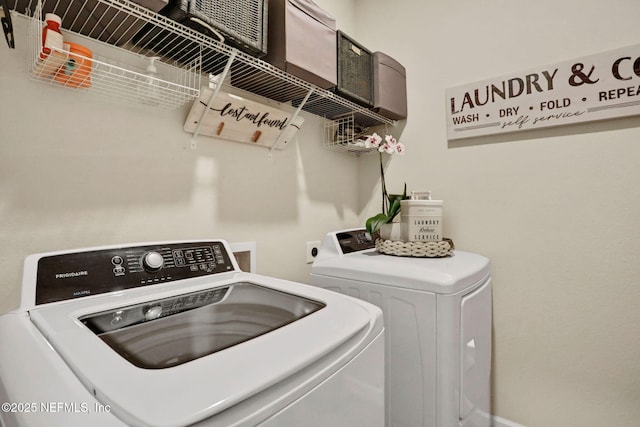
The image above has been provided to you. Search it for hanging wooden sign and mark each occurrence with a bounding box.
[446,43,640,140]
[185,86,304,150]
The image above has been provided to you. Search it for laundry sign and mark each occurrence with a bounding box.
[446,44,640,139]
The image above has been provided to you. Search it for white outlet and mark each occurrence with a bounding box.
[306,241,321,264]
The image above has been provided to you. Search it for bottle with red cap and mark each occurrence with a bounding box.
[40,13,63,59]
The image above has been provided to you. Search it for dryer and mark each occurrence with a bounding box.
[310,229,492,427]
[0,239,384,427]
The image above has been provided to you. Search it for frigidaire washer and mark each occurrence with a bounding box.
[0,239,384,427]
[310,229,492,427]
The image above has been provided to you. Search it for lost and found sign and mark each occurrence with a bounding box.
[446,44,640,139]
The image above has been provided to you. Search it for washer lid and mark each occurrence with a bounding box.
[28,274,381,427]
[78,282,325,369]
[311,249,490,294]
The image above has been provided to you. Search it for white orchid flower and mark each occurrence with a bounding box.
[378,134,403,154]
[384,135,397,145]
[365,132,383,148]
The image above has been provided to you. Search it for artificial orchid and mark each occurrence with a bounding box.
[364,133,407,235]
[364,133,382,148]
[379,134,405,155]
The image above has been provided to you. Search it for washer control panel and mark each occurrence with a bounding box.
[35,241,235,305]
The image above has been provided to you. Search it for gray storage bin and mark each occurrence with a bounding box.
[373,51,407,120]
[265,0,337,89]
[335,31,373,107]
[159,0,268,57]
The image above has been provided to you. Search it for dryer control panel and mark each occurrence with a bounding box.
[34,241,236,305]
[336,229,375,254]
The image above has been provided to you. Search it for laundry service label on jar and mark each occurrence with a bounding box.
[446,43,640,140]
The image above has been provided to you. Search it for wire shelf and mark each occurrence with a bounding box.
[15,0,398,153]
[324,114,380,156]
[23,0,200,109]
[10,0,396,127]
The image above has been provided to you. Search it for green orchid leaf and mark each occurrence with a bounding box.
[366,183,409,234]
[366,213,391,234]
[387,198,402,220]
[386,183,408,221]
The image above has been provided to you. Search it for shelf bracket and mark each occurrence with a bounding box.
[190,50,237,150]
[268,87,314,157]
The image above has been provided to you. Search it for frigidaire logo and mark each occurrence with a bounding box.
[55,271,89,279]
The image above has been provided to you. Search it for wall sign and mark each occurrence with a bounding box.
[185,86,304,150]
[446,44,640,140]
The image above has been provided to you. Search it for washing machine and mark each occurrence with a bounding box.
[310,229,492,427]
[0,239,385,427]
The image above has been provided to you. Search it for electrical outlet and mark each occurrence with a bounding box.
[306,241,321,264]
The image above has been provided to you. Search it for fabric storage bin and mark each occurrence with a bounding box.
[373,51,407,120]
[334,31,373,107]
[156,0,268,57]
[265,0,337,89]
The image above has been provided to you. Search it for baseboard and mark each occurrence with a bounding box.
[492,415,526,427]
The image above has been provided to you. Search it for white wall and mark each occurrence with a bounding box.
[353,0,640,426]
[3,2,640,426]
[0,0,359,314]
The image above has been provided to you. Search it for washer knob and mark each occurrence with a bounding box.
[142,251,164,272]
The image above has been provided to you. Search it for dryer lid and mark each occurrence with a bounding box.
[312,229,490,294]
[312,249,490,294]
[28,274,381,427]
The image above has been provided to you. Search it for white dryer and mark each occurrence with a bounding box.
[310,229,492,427]
[0,239,384,427]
